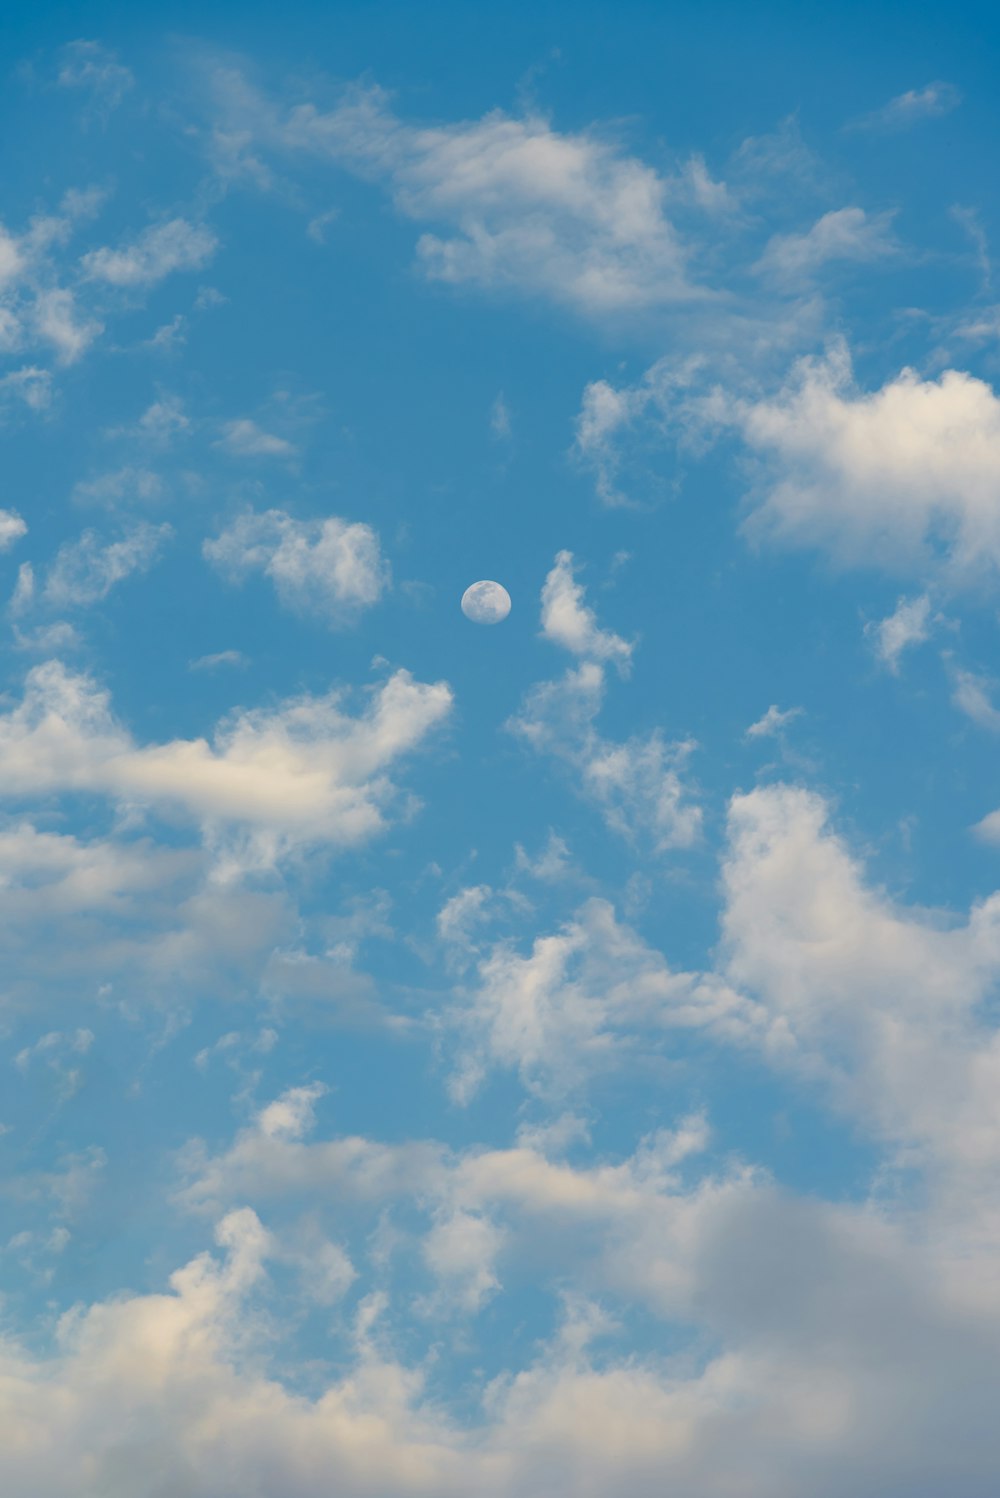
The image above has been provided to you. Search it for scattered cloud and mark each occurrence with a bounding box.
[540,550,633,671]
[56,39,134,115]
[0,660,452,871]
[847,81,962,133]
[214,76,699,318]
[189,649,248,672]
[698,342,1000,581]
[0,508,27,551]
[42,523,172,608]
[745,704,803,740]
[510,662,701,853]
[754,207,897,284]
[204,508,389,625]
[866,594,934,671]
[82,218,218,287]
[950,665,1000,733]
[216,418,295,457]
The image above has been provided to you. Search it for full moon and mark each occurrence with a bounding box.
[461,580,512,624]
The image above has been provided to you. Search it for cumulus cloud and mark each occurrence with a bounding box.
[0,507,27,551]
[81,218,218,287]
[154,1081,1000,1496]
[445,896,755,1100]
[0,660,451,870]
[540,551,633,672]
[700,342,1000,579]
[720,783,1000,1214]
[204,508,389,625]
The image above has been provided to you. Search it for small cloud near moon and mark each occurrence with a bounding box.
[461,580,512,624]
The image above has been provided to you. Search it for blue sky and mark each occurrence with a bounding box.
[2,4,1000,1493]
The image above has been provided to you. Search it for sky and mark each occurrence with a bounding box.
[2,3,1000,1493]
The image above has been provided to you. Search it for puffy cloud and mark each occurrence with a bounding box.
[150,1086,1000,1496]
[81,218,218,287]
[540,551,633,672]
[510,662,701,854]
[445,896,757,1101]
[42,522,172,607]
[706,343,1000,578]
[720,783,1000,1213]
[0,660,451,869]
[0,507,27,551]
[204,508,389,625]
[866,593,933,671]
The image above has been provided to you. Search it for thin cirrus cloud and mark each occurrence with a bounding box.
[204,508,390,625]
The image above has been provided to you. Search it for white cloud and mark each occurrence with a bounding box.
[702,342,1000,579]
[720,783,1000,1207]
[540,551,633,672]
[217,78,697,317]
[490,392,511,440]
[745,704,803,739]
[0,508,27,551]
[510,662,701,854]
[56,39,134,113]
[447,896,753,1100]
[0,660,452,869]
[189,649,247,672]
[216,418,295,457]
[82,218,218,287]
[32,288,102,364]
[866,593,933,671]
[161,1083,1000,1496]
[0,367,52,411]
[951,666,1000,734]
[754,207,896,283]
[848,81,962,132]
[72,467,165,508]
[43,523,172,607]
[204,508,389,626]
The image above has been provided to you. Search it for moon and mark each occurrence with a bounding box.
[461,580,511,625]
